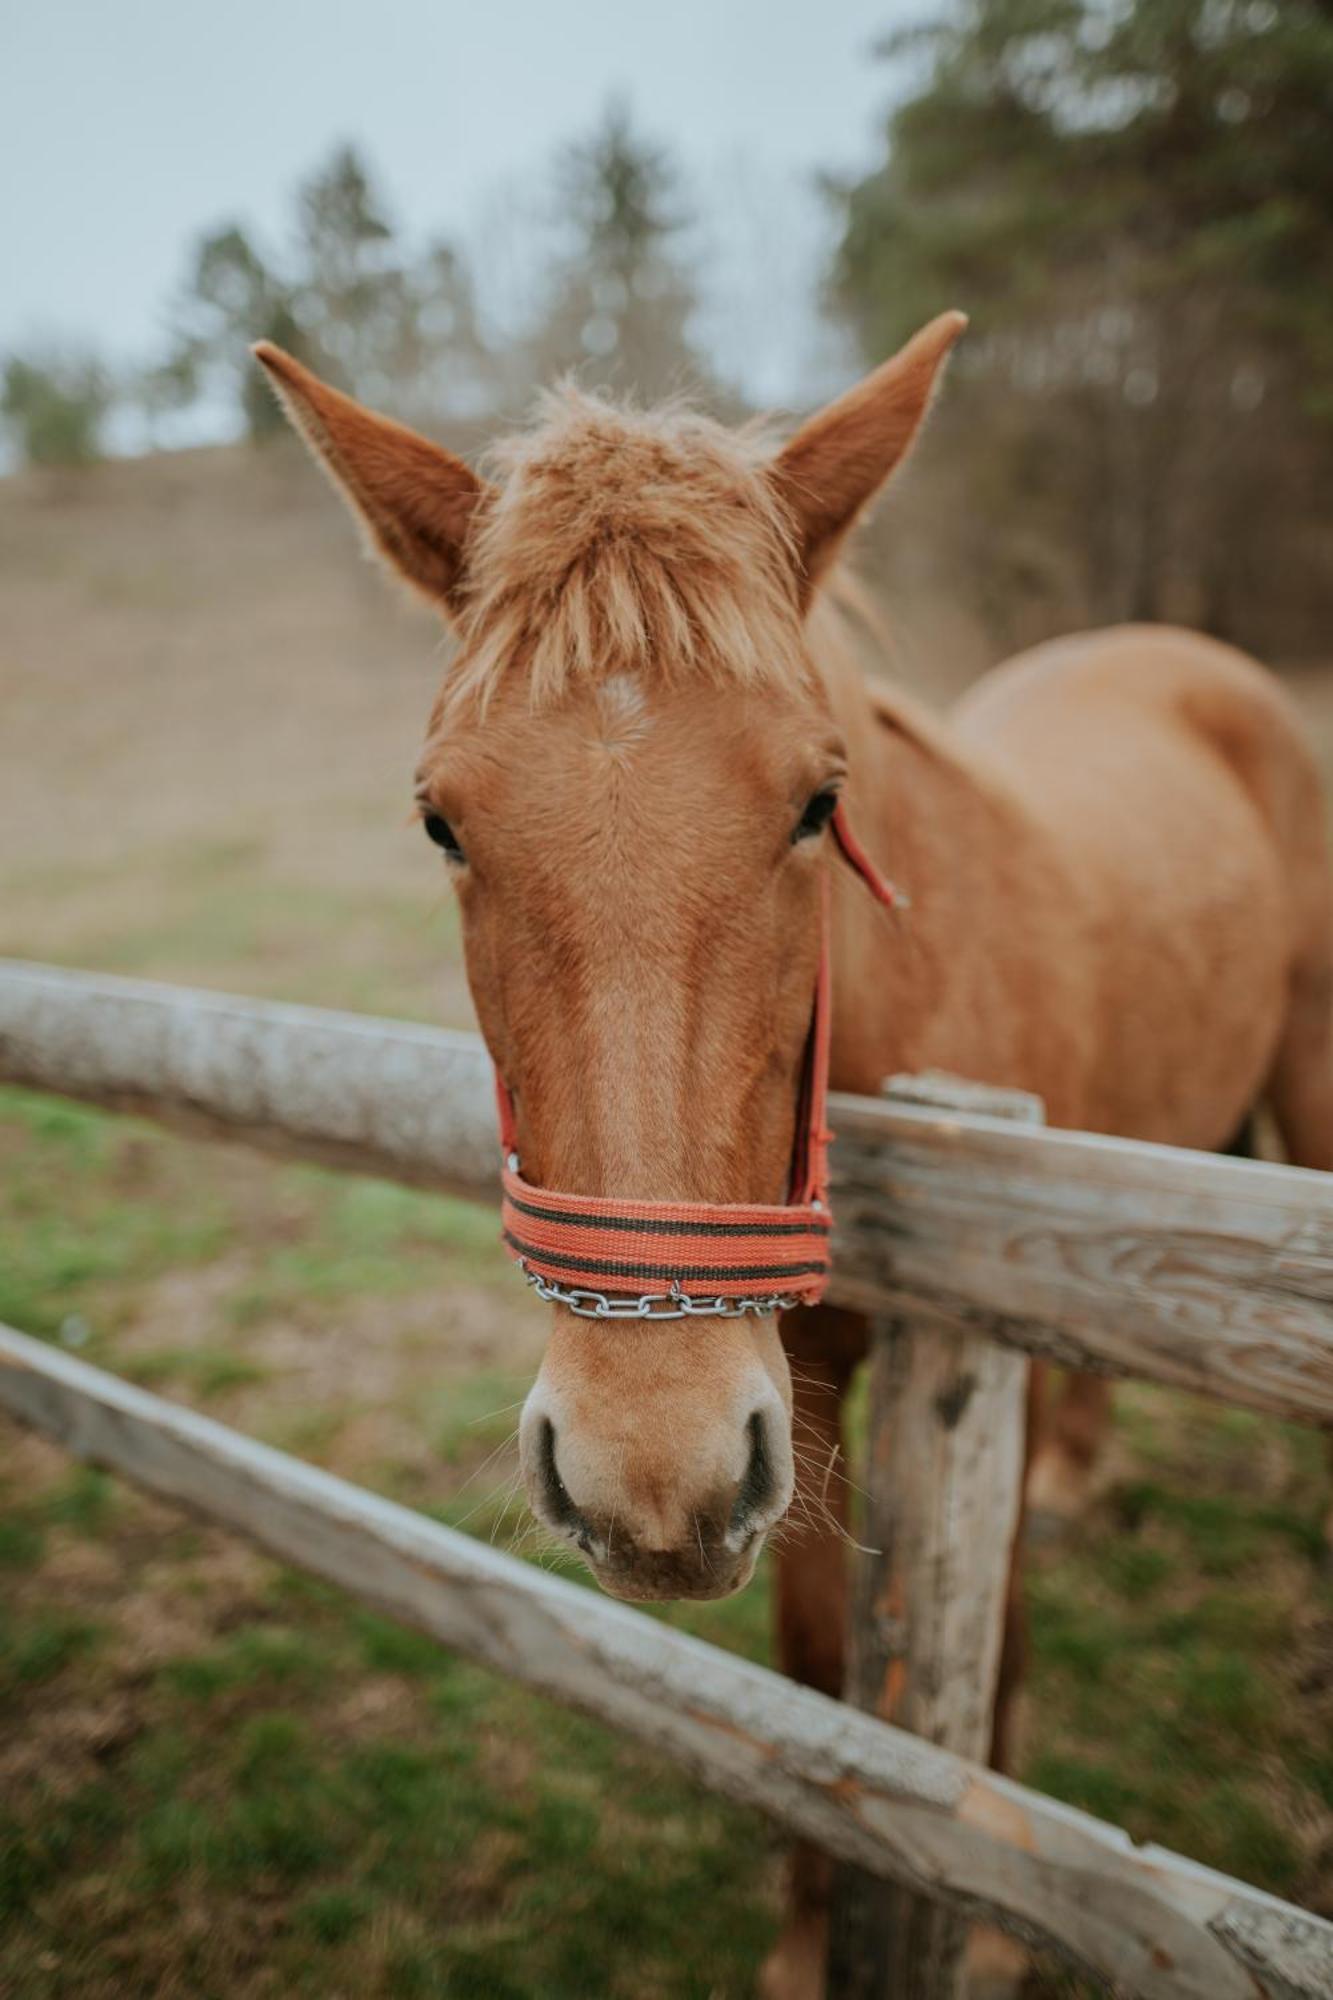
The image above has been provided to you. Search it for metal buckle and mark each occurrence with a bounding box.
[516,1261,797,1321]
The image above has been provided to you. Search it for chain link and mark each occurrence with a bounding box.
[516,1261,797,1321]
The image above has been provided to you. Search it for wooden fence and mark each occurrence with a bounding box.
[2,958,1332,1999]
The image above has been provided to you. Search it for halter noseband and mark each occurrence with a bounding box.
[492,802,901,1320]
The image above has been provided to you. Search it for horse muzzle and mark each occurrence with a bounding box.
[518,1366,794,1602]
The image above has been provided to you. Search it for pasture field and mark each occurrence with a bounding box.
[2,448,1332,1995]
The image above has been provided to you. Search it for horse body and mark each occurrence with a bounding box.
[824,616,1328,1150]
[810,608,1333,1562]
[773,611,1333,1998]
[253,319,1333,2000]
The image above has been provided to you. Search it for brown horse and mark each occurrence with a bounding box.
[255,318,1333,1993]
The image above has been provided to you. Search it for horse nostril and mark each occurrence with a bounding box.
[536,1418,588,1540]
[730,1409,775,1536]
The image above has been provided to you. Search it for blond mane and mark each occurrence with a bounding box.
[448,386,808,711]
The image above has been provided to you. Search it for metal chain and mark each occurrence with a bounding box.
[516,1261,796,1321]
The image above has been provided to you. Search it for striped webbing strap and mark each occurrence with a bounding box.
[493,803,900,1311]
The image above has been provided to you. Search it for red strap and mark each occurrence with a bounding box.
[490,807,901,1308]
[495,1067,519,1163]
[501,1163,833,1303]
[786,870,832,1208]
[832,800,902,910]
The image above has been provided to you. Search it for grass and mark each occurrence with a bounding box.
[1019,1388,1333,1902]
[1,1543,777,1997]
[0,1607,102,1704]
[123,1347,270,1396]
[0,831,462,1028]
[222,1174,503,1329]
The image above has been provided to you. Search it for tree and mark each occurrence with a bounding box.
[160,142,496,441]
[830,0,1333,650]
[134,348,202,452]
[171,223,312,442]
[1,349,111,467]
[293,143,408,398]
[526,102,712,403]
[396,240,497,423]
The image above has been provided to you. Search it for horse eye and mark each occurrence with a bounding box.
[422,812,465,862]
[793,789,839,844]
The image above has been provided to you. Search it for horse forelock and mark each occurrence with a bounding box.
[444,385,809,713]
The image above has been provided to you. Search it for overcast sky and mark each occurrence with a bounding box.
[1,0,919,411]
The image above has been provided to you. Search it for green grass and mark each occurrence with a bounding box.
[0,1089,234,1341]
[123,1347,270,1396]
[0,842,459,1023]
[2,1560,777,1998]
[0,1080,509,1354]
[1021,1391,1332,1899]
[423,1369,534,1466]
[0,1606,102,1703]
[0,1467,120,1578]
[224,1176,502,1327]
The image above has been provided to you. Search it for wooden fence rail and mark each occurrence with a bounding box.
[2,1321,1330,2000]
[4,959,1333,1428]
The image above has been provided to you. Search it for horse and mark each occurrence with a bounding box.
[254,315,1333,1997]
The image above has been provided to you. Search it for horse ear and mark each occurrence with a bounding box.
[252,343,491,618]
[770,311,967,601]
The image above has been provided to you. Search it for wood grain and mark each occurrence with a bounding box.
[828,1090,1333,1427]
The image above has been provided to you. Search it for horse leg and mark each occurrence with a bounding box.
[1265,944,1333,1562]
[759,1305,865,2000]
[1026,1365,1112,1529]
[1267,956,1333,1177]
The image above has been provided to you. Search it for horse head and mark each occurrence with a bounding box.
[255,312,964,1599]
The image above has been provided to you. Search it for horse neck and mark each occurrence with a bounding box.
[811,591,1041,1090]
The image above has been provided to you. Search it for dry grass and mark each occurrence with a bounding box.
[0,444,471,1022]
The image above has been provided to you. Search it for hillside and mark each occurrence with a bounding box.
[0,444,472,1022]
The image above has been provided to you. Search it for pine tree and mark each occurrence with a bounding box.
[175,224,311,442]
[1,349,111,466]
[830,0,1333,645]
[528,102,711,403]
[163,143,496,441]
[294,144,409,399]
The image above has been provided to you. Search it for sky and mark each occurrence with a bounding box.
[0,0,920,422]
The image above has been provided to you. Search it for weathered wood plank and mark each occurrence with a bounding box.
[827,1092,1333,1428]
[1,1322,1330,2000]
[829,1077,1036,1999]
[0,959,498,1198]
[3,960,1333,1425]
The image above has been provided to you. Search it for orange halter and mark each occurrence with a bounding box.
[493,803,901,1319]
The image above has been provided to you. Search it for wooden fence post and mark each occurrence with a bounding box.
[827,1074,1043,1999]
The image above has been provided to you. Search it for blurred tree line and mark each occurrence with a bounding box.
[4,3,1331,657]
[1,105,711,468]
[1,350,110,467]
[831,0,1333,655]
[147,106,713,444]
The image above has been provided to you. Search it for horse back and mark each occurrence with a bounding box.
[947,624,1330,1145]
